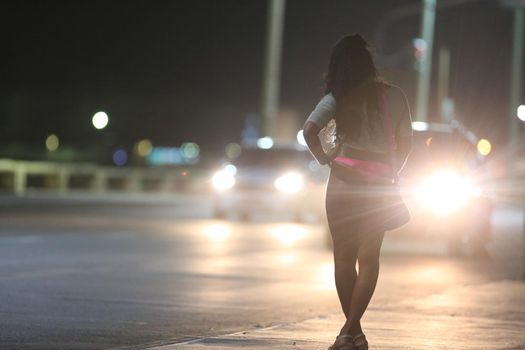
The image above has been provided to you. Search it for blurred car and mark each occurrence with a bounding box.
[211,146,327,222]
[396,123,493,257]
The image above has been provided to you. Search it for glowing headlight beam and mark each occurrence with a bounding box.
[274,172,304,194]
[204,223,230,241]
[416,171,474,215]
[271,225,307,246]
[212,171,235,191]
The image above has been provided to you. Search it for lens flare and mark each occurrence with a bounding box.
[416,171,474,215]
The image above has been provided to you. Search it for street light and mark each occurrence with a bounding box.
[181,142,200,161]
[112,148,128,166]
[225,143,242,159]
[45,134,59,152]
[92,111,109,130]
[477,139,492,156]
[136,139,153,157]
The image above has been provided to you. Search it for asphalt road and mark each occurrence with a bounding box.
[0,193,522,349]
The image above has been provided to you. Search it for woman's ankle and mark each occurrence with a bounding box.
[349,325,363,336]
[338,320,362,336]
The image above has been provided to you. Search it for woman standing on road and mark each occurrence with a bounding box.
[303,34,412,350]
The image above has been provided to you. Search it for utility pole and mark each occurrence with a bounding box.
[261,0,286,138]
[415,0,436,122]
[515,9,525,280]
[509,6,524,157]
[437,46,451,120]
[500,0,525,280]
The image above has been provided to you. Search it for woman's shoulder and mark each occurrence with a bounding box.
[323,92,336,101]
[317,92,337,106]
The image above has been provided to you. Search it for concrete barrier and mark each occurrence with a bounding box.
[0,159,210,195]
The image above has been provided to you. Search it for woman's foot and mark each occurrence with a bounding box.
[352,332,368,350]
[328,334,354,350]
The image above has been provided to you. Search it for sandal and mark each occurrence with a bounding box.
[352,333,368,350]
[328,334,354,350]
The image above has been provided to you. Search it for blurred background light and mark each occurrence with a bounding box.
[147,147,183,166]
[296,130,307,146]
[181,142,200,160]
[278,253,297,265]
[308,160,320,172]
[203,223,230,242]
[45,134,59,152]
[416,171,474,215]
[136,139,153,157]
[412,121,429,131]
[212,170,235,191]
[223,164,237,176]
[477,138,492,156]
[271,225,307,247]
[257,136,274,149]
[112,148,128,166]
[315,263,335,291]
[413,37,427,60]
[225,143,242,159]
[517,105,525,121]
[92,111,109,130]
[274,172,304,194]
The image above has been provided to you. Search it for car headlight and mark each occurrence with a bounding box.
[212,170,235,191]
[274,172,304,194]
[416,171,474,215]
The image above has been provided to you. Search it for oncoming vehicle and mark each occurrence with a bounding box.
[211,146,327,222]
[396,123,493,256]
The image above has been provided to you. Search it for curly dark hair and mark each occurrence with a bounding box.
[324,34,386,142]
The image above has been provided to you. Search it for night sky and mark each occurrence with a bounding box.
[0,0,516,160]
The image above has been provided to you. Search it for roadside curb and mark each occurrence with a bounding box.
[147,280,525,350]
[146,318,333,350]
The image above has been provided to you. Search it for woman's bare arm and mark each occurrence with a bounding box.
[303,121,332,165]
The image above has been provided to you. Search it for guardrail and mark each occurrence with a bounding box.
[0,159,209,195]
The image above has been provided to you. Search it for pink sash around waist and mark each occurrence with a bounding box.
[333,156,393,184]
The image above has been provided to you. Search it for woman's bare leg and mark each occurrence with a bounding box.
[326,175,363,334]
[339,232,384,335]
[332,238,361,334]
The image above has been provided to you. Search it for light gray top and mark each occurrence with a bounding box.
[306,85,412,153]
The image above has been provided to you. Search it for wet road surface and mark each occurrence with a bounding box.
[0,194,522,349]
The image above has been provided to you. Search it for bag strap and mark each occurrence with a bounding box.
[381,92,399,184]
